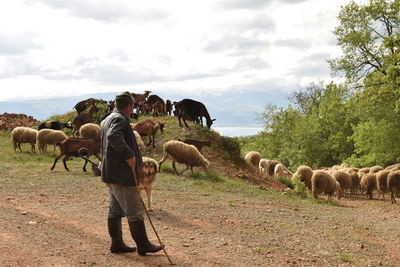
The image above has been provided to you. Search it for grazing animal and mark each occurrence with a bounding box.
[131,90,151,104]
[165,100,172,115]
[79,123,101,139]
[158,140,209,175]
[331,170,352,198]
[292,165,313,190]
[130,119,165,148]
[36,129,68,154]
[50,138,101,172]
[139,157,159,211]
[174,98,215,128]
[244,151,261,167]
[376,170,390,199]
[274,163,292,180]
[177,138,211,152]
[150,101,165,117]
[72,104,99,136]
[38,121,72,131]
[349,171,361,194]
[387,170,400,204]
[369,166,384,173]
[74,98,107,114]
[311,170,342,202]
[11,126,38,153]
[259,159,271,178]
[268,160,280,178]
[360,173,377,199]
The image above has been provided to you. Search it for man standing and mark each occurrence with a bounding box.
[101,91,163,255]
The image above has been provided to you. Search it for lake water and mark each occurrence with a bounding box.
[212,126,264,137]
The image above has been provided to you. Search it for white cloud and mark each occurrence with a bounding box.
[0,0,349,101]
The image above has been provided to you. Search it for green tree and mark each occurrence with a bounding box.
[329,0,400,84]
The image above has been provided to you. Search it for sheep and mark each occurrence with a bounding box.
[268,160,280,178]
[385,164,400,171]
[358,167,370,178]
[369,166,384,173]
[139,157,159,211]
[387,170,400,204]
[36,129,68,154]
[274,163,292,180]
[50,138,101,172]
[311,170,342,202]
[158,140,209,175]
[177,138,211,152]
[131,119,165,148]
[133,130,145,153]
[11,126,38,153]
[72,104,99,136]
[244,151,261,168]
[349,171,361,195]
[79,123,101,139]
[360,173,377,199]
[376,170,390,199]
[292,165,313,190]
[259,159,271,178]
[331,170,352,198]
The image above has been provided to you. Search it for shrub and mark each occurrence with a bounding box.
[278,176,294,189]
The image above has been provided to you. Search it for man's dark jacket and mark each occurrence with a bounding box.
[101,109,143,186]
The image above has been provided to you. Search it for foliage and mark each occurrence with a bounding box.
[278,176,294,189]
[240,0,400,170]
[292,178,309,199]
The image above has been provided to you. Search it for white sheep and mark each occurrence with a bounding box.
[259,159,271,178]
[158,140,209,175]
[133,130,145,153]
[244,151,261,167]
[274,163,292,180]
[11,126,38,153]
[79,123,101,139]
[36,129,68,154]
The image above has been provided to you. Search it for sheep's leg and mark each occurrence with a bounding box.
[158,153,169,172]
[178,115,183,127]
[31,143,35,153]
[178,165,189,175]
[172,161,180,175]
[62,156,70,171]
[152,135,156,148]
[51,154,64,170]
[145,136,152,146]
[17,143,22,152]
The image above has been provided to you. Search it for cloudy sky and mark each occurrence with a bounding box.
[0,0,350,102]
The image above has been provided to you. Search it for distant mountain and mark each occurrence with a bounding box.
[0,90,290,126]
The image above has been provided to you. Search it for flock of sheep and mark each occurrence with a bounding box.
[244,151,400,204]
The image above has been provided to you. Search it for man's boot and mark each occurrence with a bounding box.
[108,217,136,253]
[128,219,164,256]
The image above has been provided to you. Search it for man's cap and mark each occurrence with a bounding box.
[115,91,134,106]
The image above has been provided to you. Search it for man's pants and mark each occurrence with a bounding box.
[107,184,145,222]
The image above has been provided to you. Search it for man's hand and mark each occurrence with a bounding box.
[125,157,136,167]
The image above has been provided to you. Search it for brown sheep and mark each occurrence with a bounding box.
[349,171,361,195]
[385,164,400,171]
[131,119,165,148]
[331,170,352,198]
[369,166,384,173]
[274,163,292,180]
[311,170,342,202]
[376,170,390,199]
[360,173,377,199]
[387,170,400,204]
[292,165,313,190]
[165,100,172,115]
[268,160,280,177]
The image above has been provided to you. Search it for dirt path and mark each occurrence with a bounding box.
[1,177,400,267]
